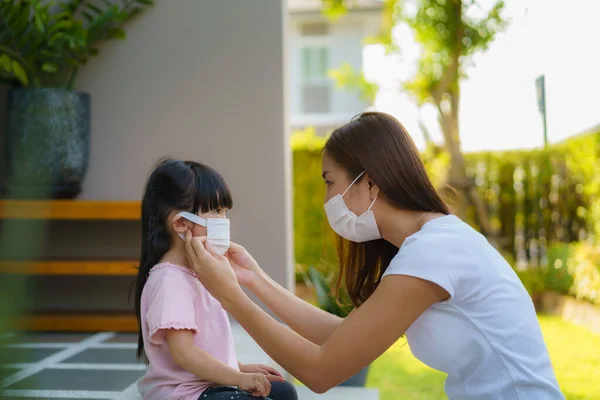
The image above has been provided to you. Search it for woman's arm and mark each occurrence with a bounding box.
[228,242,342,345]
[251,270,343,345]
[166,330,271,396]
[222,275,445,393]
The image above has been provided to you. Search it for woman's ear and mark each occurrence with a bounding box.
[365,173,380,200]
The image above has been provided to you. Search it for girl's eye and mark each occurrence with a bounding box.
[324,180,332,186]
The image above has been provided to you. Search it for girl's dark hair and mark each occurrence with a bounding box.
[133,158,232,360]
[324,112,450,308]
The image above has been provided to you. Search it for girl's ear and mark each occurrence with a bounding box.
[172,214,192,234]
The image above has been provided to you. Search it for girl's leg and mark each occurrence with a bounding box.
[198,386,260,400]
[199,386,269,400]
[199,382,298,400]
[268,381,298,400]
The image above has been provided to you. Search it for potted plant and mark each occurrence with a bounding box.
[306,266,371,387]
[0,0,153,199]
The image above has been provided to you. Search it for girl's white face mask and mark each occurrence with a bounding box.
[176,211,230,256]
[324,171,381,243]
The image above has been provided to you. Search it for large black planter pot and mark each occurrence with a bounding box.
[339,365,370,387]
[4,88,90,199]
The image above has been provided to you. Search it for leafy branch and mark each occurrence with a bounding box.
[0,0,154,89]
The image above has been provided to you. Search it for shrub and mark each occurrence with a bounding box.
[0,0,153,88]
[543,242,600,305]
[545,244,574,295]
[568,243,600,305]
[516,268,546,297]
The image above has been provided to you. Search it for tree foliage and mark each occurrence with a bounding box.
[398,0,507,105]
[325,0,508,234]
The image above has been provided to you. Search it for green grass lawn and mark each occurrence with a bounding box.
[367,315,600,400]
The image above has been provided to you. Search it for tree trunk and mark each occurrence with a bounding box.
[419,0,493,238]
[437,93,493,237]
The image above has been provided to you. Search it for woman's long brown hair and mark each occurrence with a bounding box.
[324,112,450,308]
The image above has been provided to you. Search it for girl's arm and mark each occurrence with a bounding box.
[228,242,343,345]
[166,330,271,397]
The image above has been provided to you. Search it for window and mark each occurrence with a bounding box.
[302,47,328,79]
[300,46,331,113]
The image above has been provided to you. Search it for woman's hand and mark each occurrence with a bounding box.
[184,231,243,302]
[239,363,285,383]
[226,242,262,288]
[237,372,272,397]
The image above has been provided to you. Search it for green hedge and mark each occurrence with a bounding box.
[465,151,582,267]
[291,128,337,279]
[462,132,600,267]
[292,128,329,266]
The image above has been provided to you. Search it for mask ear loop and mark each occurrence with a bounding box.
[341,171,366,198]
[367,196,378,211]
[177,211,208,227]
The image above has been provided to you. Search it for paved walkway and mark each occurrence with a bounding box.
[1,326,378,400]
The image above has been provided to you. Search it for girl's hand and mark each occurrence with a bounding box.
[237,372,272,397]
[239,363,286,383]
[226,242,262,288]
[184,231,242,302]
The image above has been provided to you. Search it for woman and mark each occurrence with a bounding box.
[184,112,564,399]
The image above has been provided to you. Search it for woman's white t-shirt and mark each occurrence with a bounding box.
[383,215,564,399]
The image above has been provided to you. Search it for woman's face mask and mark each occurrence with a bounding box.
[176,211,230,255]
[323,171,381,243]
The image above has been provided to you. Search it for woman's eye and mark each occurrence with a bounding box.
[324,180,332,186]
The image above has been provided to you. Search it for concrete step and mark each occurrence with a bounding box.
[296,385,380,400]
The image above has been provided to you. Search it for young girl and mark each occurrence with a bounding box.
[133,159,297,400]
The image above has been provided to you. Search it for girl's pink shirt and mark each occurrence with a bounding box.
[137,262,239,400]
